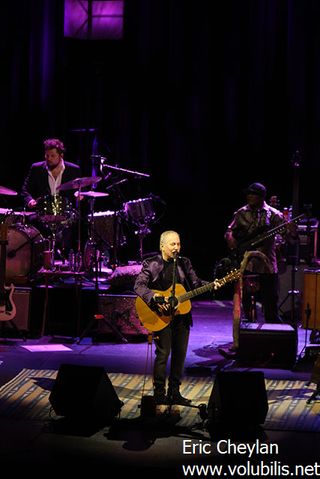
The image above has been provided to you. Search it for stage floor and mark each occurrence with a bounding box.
[0,299,319,475]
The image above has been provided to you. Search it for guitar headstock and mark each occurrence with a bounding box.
[214,268,241,289]
[0,222,8,242]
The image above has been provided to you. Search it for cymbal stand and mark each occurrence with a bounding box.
[86,197,100,287]
[76,186,82,255]
[294,303,311,367]
[135,224,151,262]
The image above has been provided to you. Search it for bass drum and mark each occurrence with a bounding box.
[6,225,45,283]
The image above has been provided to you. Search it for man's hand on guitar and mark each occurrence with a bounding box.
[152,294,176,314]
[225,230,238,250]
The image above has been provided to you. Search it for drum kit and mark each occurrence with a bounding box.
[0,168,160,281]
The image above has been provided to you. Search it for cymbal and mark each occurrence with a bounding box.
[0,185,17,196]
[58,176,102,191]
[80,191,109,198]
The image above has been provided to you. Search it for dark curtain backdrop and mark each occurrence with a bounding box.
[2,0,320,277]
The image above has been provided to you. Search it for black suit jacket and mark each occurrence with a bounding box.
[21,161,81,207]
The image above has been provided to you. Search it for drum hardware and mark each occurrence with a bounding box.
[97,158,151,179]
[36,194,77,267]
[58,176,102,259]
[85,209,126,271]
[83,195,105,285]
[124,197,156,262]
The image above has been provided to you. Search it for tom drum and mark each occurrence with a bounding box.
[124,198,155,225]
[37,194,73,223]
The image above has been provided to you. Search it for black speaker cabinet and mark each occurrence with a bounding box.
[207,371,268,428]
[238,322,297,368]
[49,364,123,423]
[1,287,31,336]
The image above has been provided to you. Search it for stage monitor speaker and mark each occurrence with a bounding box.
[12,287,32,332]
[238,322,297,368]
[207,371,268,430]
[49,364,123,423]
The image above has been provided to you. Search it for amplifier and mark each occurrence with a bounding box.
[97,294,148,341]
[298,220,318,262]
[4,287,32,334]
[238,322,297,368]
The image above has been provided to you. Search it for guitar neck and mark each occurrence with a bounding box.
[178,270,241,303]
[241,214,304,251]
[178,281,217,303]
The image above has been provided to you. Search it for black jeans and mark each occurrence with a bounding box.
[153,315,190,393]
[242,273,279,323]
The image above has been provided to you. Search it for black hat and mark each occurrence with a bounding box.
[244,182,267,197]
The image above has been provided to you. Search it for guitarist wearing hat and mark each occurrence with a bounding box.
[225,182,299,326]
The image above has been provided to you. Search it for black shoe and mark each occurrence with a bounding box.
[154,392,168,405]
[168,392,192,406]
[218,347,238,359]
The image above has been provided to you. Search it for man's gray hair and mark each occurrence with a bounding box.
[159,230,179,249]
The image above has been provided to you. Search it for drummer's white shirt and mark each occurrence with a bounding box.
[47,160,66,195]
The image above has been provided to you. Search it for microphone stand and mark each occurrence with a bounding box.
[92,155,151,178]
[169,254,179,316]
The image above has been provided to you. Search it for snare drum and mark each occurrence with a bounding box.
[6,224,45,282]
[124,197,155,225]
[37,194,73,223]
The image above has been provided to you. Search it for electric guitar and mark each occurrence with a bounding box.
[135,269,241,332]
[0,223,16,321]
[234,213,304,257]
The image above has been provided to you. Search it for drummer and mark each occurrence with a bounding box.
[21,138,81,208]
[21,138,82,259]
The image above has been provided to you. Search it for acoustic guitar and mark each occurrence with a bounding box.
[0,223,16,321]
[135,269,241,332]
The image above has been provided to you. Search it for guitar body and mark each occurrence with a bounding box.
[0,223,17,322]
[135,284,191,332]
[135,268,243,332]
[0,283,16,321]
